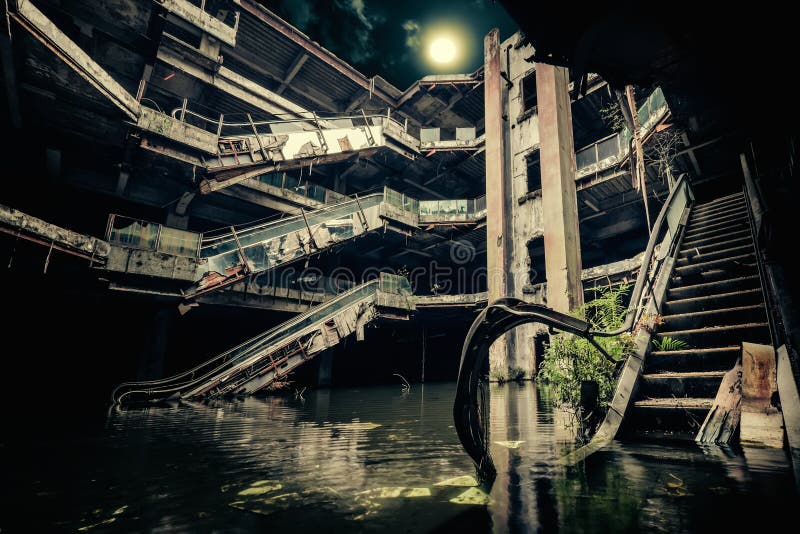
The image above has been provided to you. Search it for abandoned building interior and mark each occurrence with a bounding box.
[2,0,800,530]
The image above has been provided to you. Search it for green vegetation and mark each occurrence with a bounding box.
[652,336,690,351]
[537,285,634,420]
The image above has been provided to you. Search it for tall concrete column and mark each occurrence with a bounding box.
[137,308,173,380]
[317,350,333,387]
[484,29,510,373]
[535,64,583,312]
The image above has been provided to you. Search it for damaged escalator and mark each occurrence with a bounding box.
[112,275,413,404]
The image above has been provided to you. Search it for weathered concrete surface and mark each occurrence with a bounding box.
[158,0,238,47]
[379,203,418,228]
[0,203,110,258]
[414,292,488,308]
[741,342,783,448]
[375,291,416,312]
[11,0,140,120]
[420,134,485,152]
[137,107,218,154]
[777,345,800,452]
[484,29,510,374]
[536,62,583,313]
[504,34,545,375]
[105,247,204,281]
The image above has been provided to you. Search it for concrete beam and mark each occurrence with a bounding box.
[536,63,583,312]
[0,202,110,258]
[10,0,140,120]
[157,0,238,46]
[137,107,218,154]
[401,178,446,199]
[276,52,308,95]
[344,89,370,113]
[217,184,307,214]
[681,132,702,176]
[159,41,342,128]
[224,47,337,112]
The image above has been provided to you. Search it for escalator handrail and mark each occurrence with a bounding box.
[592,174,690,337]
[111,279,380,404]
[200,193,384,250]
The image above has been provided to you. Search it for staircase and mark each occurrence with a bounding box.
[625,191,771,440]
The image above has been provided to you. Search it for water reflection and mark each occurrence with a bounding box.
[3,382,797,532]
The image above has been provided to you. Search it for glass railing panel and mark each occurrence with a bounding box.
[108,216,159,250]
[576,146,597,169]
[157,227,201,258]
[597,135,620,161]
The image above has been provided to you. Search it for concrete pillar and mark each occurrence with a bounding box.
[137,308,173,380]
[535,64,583,312]
[317,350,333,387]
[484,29,510,373]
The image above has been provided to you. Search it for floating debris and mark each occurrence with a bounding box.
[229,492,299,516]
[494,440,525,449]
[450,487,491,505]
[77,505,128,531]
[356,487,431,498]
[238,481,282,496]
[433,475,478,487]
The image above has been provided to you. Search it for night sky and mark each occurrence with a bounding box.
[262,0,518,88]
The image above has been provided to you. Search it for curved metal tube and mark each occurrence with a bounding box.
[454,299,593,483]
[454,176,692,481]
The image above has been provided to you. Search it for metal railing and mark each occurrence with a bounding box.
[168,105,406,140]
[418,196,486,220]
[383,186,419,213]
[574,87,669,175]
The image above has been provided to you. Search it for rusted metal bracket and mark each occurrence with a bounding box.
[311,110,329,153]
[353,193,369,230]
[299,208,319,251]
[246,112,268,161]
[360,109,376,146]
[229,225,251,274]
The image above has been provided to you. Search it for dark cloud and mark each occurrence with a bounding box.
[262,0,517,88]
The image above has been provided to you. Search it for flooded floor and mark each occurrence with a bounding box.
[3,382,798,532]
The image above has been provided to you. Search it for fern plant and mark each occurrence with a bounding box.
[652,336,690,351]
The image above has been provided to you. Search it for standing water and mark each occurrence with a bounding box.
[3,382,798,532]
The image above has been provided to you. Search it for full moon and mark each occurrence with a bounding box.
[429,37,457,64]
